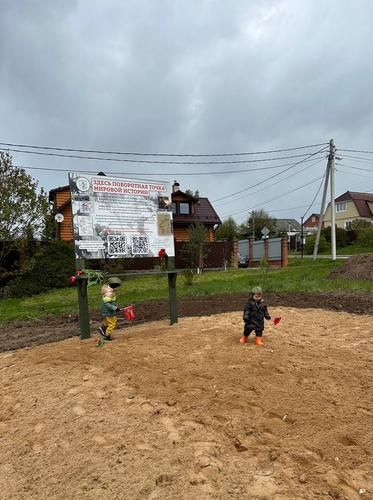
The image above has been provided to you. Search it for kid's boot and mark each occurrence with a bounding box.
[98,325,107,337]
[240,336,248,344]
[255,336,264,346]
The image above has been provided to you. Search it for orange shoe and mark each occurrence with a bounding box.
[255,336,264,346]
[239,336,248,344]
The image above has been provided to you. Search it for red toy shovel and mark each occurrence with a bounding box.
[273,316,282,326]
[123,306,135,320]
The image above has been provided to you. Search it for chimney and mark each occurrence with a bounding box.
[172,180,180,193]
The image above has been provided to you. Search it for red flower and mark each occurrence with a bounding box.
[69,275,77,285]
[158,248,166,257]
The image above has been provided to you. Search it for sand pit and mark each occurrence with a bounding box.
[1,308,372,499]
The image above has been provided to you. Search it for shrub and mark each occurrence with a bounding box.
[356,227,373,248]
[3,240,75,298]
[304,235,329,255]
[322,227,348,247]
[351,219,372,232]
[182,268,194,286]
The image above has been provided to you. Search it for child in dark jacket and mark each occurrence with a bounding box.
[99,277,122,341]
[240,286,271,346]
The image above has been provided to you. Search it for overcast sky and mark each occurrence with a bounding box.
[1,0,373,223]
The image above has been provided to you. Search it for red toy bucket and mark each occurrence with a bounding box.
[273,316,282,326]
[123,306,135,320]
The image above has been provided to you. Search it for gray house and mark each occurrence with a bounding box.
[275,218,301,233]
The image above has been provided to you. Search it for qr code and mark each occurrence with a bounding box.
[107,235,127,255]
[131,235,149,255]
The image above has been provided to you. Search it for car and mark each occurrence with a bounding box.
[238,256,249,268]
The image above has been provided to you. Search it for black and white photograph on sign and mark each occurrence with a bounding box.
[69,173,175,260]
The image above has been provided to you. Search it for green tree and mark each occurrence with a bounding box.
[185,189,200,198]
[239,209,277,240]
[0,152,51,269]
[183,222,209,268]
[216,217,238,240]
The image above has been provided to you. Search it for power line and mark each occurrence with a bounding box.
[220,175,324,219]
[1,147,325,165]
[215,158,324,208]
[212,146,328,202]
[269,203,321,214]
[338,148,373,154]
[302,173,326,219]
[336,167,373,179]
[12,155,326,177]
[335,162,373,173]
[221,203,323,222]
[0,140,328,157]
[341,154,373,163]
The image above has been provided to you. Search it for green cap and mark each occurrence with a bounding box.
[252,286,262,294]
[108,277,122,288]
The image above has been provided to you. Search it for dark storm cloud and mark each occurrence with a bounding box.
[1,0,373,222]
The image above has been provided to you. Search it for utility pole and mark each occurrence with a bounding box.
[252,210,255,241]
[329,139,337,260]
[313,139,336,260]
[313,161,330,260]
[300,216,304,259]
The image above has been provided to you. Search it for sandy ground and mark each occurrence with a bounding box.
[0,307,372,500]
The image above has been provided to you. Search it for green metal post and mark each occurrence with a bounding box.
[77,275,91,339]
[75,258,90,340]
[168,272,178,325]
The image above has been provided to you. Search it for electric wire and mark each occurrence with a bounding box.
[1,147,326,165]
[220,175,324,219]
[302,170,327,219]
[0,141,328,157]
[215,158,324,208]
[336,167,373,179]
[12,155,327,177]
[340,154,373,163]
[338,148,373,154]
[212,146,328,202]
[335,162,373,173]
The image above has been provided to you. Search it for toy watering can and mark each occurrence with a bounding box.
[123,305,135,320]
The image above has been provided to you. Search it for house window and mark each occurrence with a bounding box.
[312,216,316,223]
[345,220,352,230]
[171,202,177,214]
[336,202,347,212]
[179,202,191,215]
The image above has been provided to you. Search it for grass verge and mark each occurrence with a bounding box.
[1,259,372,323]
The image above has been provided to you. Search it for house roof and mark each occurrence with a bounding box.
[172,189,198,202]
[49,185,69,201]
[194,197,221,224]
[275,218,301,232]
[172,195,221,225]
[303,213,319,225]
[335,191,373,218]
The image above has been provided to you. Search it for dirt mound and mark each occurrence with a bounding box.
[330,254,373,280]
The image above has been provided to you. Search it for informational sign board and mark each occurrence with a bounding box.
[69,173,175,260]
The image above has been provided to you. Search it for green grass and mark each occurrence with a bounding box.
[331,244,372,255]
[304,242,373,256]
[1,259,372,323]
